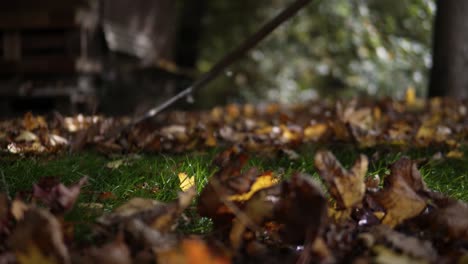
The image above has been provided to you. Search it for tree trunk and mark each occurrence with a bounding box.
[429,0,468,98]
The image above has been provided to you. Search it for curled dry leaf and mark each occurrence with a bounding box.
[364,225,437,262]
[228,173,327,262]
[33,176,88,214]
[314,150,368,209]
[274,173,328,245]
[372,157,427,227]
[426,197,468,240]
[82,234,132,264]
[198,149,258,225]
[22,112,47,131]
[98,187,196,233]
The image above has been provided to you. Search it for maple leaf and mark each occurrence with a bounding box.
[372,157,427,227]
[314,150,368,209]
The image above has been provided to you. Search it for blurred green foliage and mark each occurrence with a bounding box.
[196,0,434,105]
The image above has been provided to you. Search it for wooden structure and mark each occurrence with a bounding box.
[0,0,101,115]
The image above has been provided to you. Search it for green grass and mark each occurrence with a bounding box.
[0,144,467,241]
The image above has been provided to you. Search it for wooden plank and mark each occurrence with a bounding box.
[0,11,77,29]
[22,33,68,51]
[0,56,76,74]
[3,32,21,61]
[0,0,84,12]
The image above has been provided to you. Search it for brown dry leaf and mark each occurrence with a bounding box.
[98,187,196,233]
[373,158,427,227]
[314,150,368,209]
[274,173,328,263]
[22,112,47,131]
[366,225,437,262]
[33,176,88,213]
[427,197,468,240]
[385,157,427,193]
[198,149,257,224]
[372,245,428,264]
[10,207,70,264]
[0,193,7,220]
[0,193,9,234]
[229,173,327,257]
[229,183,282,249]
[84,234,132,264]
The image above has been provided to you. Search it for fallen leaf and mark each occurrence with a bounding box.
[373,158,427,227]
[106,159,125,169]
[228,172,278,202]
[11,199,29,220]
[98,188,196,233]
[446,150,464,159]
[156,239,230,264]
[15,130,38,142]
[16,243,59,264]
[314,150,368,209]
[426,197,468,240]
[10,207,70,264]
[22,112,47,131]
[178,172,195,191]
[85,234,132,264]
[303,123,328,141]
[372,245,427,264]
[33,176,88,213]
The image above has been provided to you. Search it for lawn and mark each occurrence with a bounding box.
[1,143,466,242]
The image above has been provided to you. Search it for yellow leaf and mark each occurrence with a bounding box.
[15,130,38,142]
[228,173,279,202]
[16,243,58,264]
[304,123,327,141]
[447,150,464,159]
[405,86,416,106]
[178,172,195,191]
[405,86,424,109]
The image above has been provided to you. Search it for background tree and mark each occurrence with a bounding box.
[429,0,468,98]
[196,0,435,105]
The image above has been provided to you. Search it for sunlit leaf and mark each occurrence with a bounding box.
[314,150,368,209]
[16,243,58,264]
[178,172,196,191]
[446,150,464,159]
[228,172,278,202]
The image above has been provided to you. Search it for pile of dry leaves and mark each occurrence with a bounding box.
[0,95,466,156]
[0,95,467,263]
[0,147,467,263]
